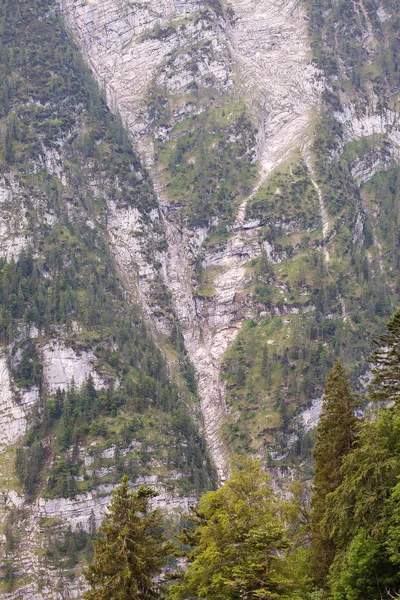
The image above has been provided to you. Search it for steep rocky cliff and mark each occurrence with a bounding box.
[60,0,400,475]
[0,0,399,597]
[60,0,323,479]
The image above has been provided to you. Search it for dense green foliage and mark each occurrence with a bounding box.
[1,0,400,595]
[310,362,357,586]
[84,463,314,600]
[309,309,400,598]
[75,311,400,600]
[247,159,320,231]
[170,460,304,600]
[221,87,398,461]
[369,310,400,401]
[0,0,155,209]
[226,0,399,475]
[83,476,171,600]
[15,376,213,500]
[307,0,400,96]
[0,1,218,591]
[362,163,400,297]
[221,235,392,460]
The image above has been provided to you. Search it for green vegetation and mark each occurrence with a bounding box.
[219,68,397,458]
[1,0,400,596]
[309,309,400,598]
[362,163,400,296]
[83,476,171,600]
[306,0,400,98]
[310,361,357,586]
[221,230,392,459]
[312,114,359,217]
[156,101,258,227]
[0,508,27,593]
[43,525,94,571]
[83,312,400,600]
[15,377,214,500]
[170,459,303,600]
[0,0,155,211]
[0,0,213,513]
[221,312,331,457]
[247,159,320,231]
[0,5,217,592]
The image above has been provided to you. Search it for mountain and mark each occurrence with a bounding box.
[0,0,399,597]
[61,0,400,473]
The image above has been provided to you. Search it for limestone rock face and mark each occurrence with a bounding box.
[61,0,232,153]
[0,177,31,261]
[350,144,395,187]
[61,0,322,479]
[34,481,196,532]
[0,474,194,600]
[337,103,400,150]
[42,343,104,394]
[1,1,400,599]
[0,356,39,451]
[227,0,321,172]
[61,0,320,168]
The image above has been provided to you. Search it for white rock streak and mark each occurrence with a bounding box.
[299,397,323,432]
[34,480,195,533]
[0,341,103,453]
[337,104,400,151]
[61,0,231,158]
[228,0,320,174]
[303,151,330,261]
[0,177,30,261]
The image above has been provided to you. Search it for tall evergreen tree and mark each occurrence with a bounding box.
[369,309,400,404]
[325,407,400,600]
[322,311,400,599]
[83,476,171,600]
[310,360,357,587]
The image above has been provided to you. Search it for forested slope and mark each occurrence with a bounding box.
[0,1,214,597]
[78,311,400,600]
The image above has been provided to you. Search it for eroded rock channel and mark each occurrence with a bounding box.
[61,0,321,479]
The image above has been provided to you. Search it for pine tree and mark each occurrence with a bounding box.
[321,312,400,598]
[170,460,300,600]
[369,309,400,404]
[325,406,400,600]
[310,360,357,587]
[83,476,171,600]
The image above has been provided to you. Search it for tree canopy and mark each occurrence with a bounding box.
[83,476,171,600]
[315,310,400,598]
[82,310,400,600]
[170,459,301,600]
